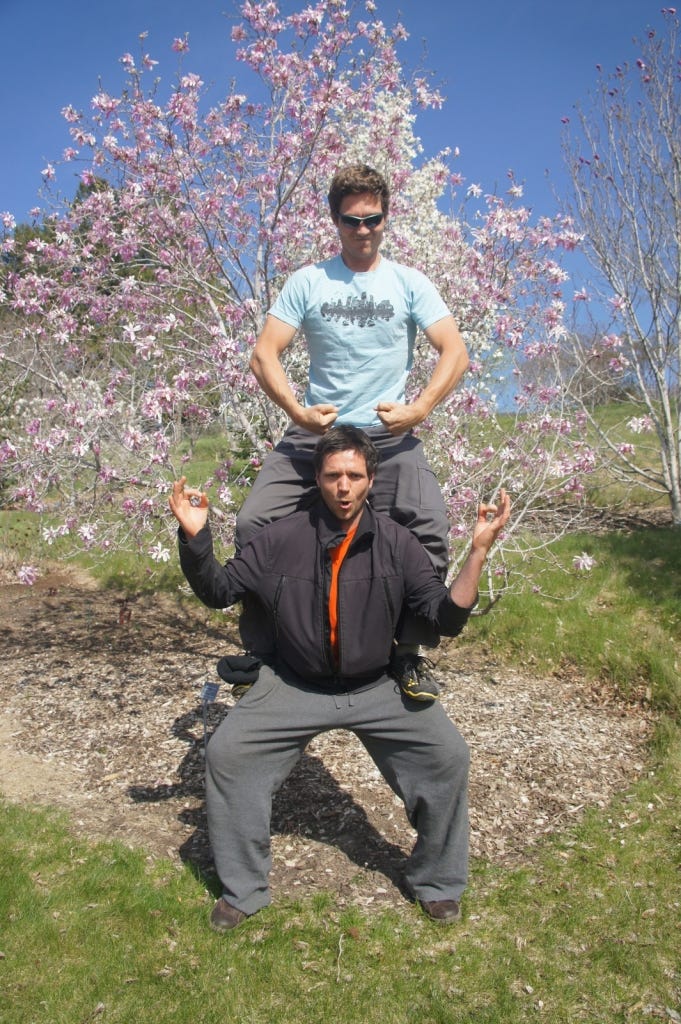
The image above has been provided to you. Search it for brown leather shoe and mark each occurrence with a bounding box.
[210,897,248,932]
[418,899,461,923]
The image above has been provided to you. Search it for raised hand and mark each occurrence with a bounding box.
[168,476,209,537]
[471,488,512,556]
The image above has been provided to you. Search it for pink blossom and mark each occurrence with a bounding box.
[608,357,629,372]
[17,564,40,586]
[91,92,120,116]
[180,73,203,90]
[149,542,171,563]
[61,104,81,123]
[78,524,97,547]
[627,415,654,434]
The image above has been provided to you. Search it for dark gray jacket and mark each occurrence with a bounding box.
[179,500,472,688]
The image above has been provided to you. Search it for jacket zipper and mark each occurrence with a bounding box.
[334,535,359,678]
[321,547,335,675]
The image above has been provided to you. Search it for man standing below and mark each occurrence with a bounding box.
[238,164,470,700]
[170,425,510,932]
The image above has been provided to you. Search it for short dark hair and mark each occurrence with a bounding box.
[313,425,379,479]
[327,164,390,220]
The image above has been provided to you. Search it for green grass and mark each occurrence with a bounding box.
[0,509,187,593]
[2,740,680,1023]
[469,526,680,716]
[0,508,39,561]
[0,427,255,592]
[573,399,668,509]
[458,399,669,510]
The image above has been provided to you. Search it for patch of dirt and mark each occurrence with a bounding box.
[0,565,654,911]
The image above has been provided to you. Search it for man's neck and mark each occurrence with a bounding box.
[324,505,365,534]
[340,252,382,273]
[336,516,361,536]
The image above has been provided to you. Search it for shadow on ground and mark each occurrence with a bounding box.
[128,705,411,899]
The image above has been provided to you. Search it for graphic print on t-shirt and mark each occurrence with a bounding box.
[320,292,395,328]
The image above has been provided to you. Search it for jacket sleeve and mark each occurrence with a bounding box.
[399,529,475,637]
[178,524,265,609]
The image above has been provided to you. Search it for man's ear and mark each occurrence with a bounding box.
[368,474,375,490]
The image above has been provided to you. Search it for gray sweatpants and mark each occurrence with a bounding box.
[205,664,470,915]
[236,425,450,648]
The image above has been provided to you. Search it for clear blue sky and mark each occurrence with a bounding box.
[0,0,664,225]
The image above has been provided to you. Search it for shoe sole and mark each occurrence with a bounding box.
[401,687,439,702]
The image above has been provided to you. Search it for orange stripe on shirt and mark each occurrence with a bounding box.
[328,523,358,664]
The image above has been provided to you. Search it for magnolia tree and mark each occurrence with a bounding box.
[1,0,592,595]
[560,10,681,526]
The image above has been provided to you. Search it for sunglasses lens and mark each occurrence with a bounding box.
[340,214,383,228]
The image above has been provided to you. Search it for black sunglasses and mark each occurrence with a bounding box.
[338,213,384,229]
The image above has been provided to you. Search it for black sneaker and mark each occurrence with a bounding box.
[216,655,262,700]
[390,651,440,701]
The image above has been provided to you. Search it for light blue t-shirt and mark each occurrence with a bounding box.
[268,255,451,427]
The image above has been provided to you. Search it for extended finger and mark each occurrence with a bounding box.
[479,502,498,519]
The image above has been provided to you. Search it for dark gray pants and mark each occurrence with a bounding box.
[205,665,470,915]
[236,425,450,648]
